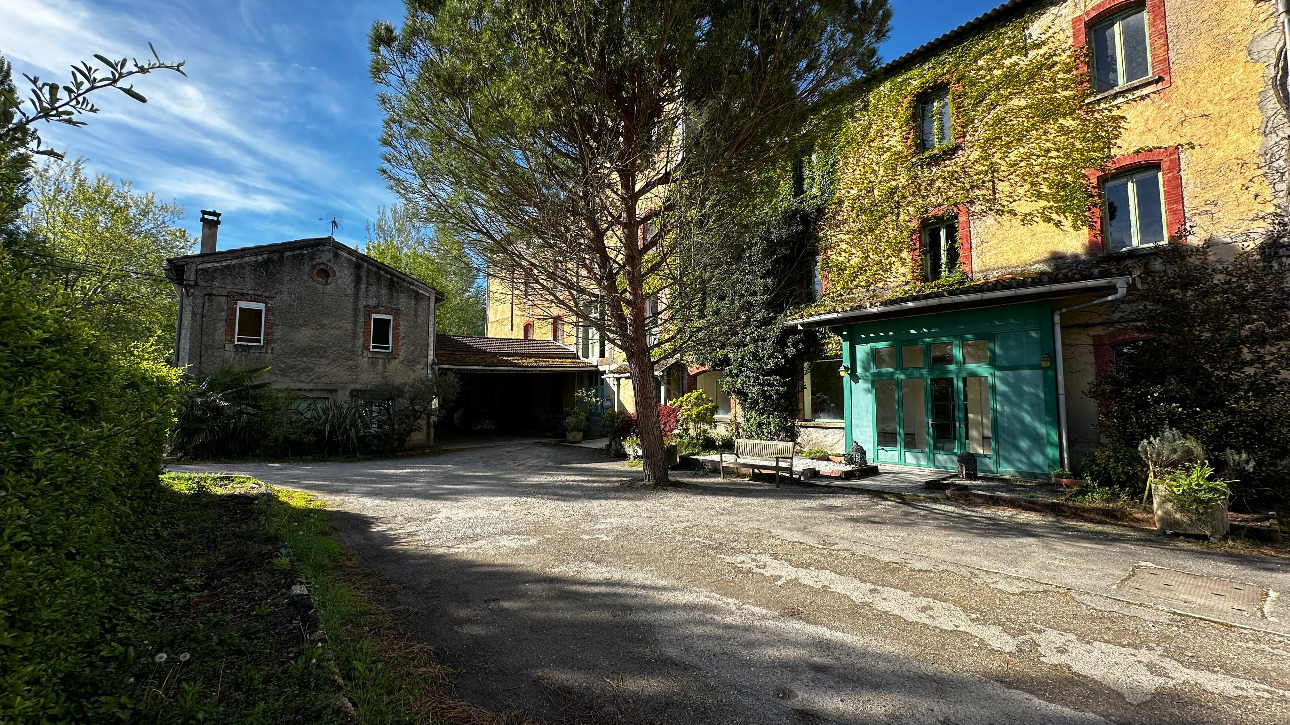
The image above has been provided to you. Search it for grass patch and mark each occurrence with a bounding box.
[78,474,517,724]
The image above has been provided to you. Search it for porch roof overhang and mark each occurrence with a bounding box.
[795,276,1135,329]
[437,363,597,373]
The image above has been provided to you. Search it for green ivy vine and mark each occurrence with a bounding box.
[810,12,1124,313]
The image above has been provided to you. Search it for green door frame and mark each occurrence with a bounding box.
[869,338,998,472]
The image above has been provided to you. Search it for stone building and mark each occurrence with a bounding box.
[166,212,441,422]
[797,0,1289,476]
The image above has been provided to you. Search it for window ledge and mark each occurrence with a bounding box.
[1088,75,1165,105]
[226,343,271,352]
[800,419,844,428]
[363,350,400,359]
[1106,241,1170,258]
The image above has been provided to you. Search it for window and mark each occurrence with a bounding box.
[696,370,732,417]
[804,359,844,421]
[873,346,896,370]
[917,88,952,151]
[962,339,989,365]
[1090,8,1150,93]
[646,294,660,347]
[552,317,564,342]
[522,321,534,340]
[1103,168,1165,251]
[370,314,394,352]
[922,219,959,281]
[234,301,265,345]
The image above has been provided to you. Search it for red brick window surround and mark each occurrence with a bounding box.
[363,307,400,354]
[225,295,273,346]
[1072,0,1171,96]
[910,205,973,280]
[551,316,564,343]
[1085,147,1183,255]
[522,321,534,340]
[1093,329,1150,375]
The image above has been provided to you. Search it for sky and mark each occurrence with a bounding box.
[0,0,1003,251]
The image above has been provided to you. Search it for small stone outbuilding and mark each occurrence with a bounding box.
[165,216,442,422]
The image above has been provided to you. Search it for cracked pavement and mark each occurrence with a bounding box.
[174,441,1290,724]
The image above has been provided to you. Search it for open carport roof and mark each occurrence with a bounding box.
[435,334,598,373]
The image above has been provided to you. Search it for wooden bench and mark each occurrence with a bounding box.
[719,439,796,486]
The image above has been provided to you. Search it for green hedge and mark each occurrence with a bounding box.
[0,258,178,721]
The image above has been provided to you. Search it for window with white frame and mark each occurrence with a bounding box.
[1103,167,1165,252]
[234,301,265,345]
[370,314,394,352]
[917,88,952,151]
[922,219,960,282]
[1090,7,1151,93]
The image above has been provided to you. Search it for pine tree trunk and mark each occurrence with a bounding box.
[627,346,668,485]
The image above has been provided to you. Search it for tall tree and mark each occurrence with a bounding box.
[19,158,193,350]
[371,0,891,482]
[364,203,486,336]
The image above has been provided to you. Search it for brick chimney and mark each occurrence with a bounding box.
[200,210,221,254]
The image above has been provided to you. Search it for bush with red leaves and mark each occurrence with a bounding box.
[608,404,680,441]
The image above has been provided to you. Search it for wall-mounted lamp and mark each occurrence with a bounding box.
[838,364,851,377]
[1040,353,1052,369]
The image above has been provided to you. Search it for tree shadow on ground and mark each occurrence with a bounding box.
[328,508,1238,725]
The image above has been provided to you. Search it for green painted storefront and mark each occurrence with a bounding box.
[839,301,1060,478]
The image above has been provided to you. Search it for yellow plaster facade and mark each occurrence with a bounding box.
[982,0,1281,275]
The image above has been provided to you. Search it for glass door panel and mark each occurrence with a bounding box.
[901,379,927,450]
[930,377,957,452]
[963,376,993,455]
[875,379,898,450]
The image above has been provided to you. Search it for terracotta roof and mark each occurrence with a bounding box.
[435,334,597,371]
[166,237,443,301]
[871,0,1038,82]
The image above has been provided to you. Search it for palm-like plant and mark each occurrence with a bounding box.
[171,365,270,458]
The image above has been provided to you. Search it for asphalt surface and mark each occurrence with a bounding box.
[174,441,1290,724]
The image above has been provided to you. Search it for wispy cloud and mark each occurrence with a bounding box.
[0,0,405,249]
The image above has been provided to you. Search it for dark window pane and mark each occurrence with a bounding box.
[930,342,954,366]
[874,346,896,369]
[1091,20,1119,92]
[1133,171,1165,245]
[920,100,938,150]
[1104,177,1134,252]
[938,92,952,145]
[1120,11,1150,83]
[901,345,925,368]
[236,306,263,344]
[962,339,989,365]
[876,379,898,448]
[930,377,958,451]
[808,360,845,420]
[943,221,960,275]
[924,225,943,280]
[372,317,393,350]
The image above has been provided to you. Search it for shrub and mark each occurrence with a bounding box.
[0,260,179,720]
[171,369,458,458]
[600,407,621,436]
[658,404,680,439]
[673,390,717,440]
[1080,442,1148,494]
[608,404,679,442]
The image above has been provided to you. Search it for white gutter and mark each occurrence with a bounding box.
[1052,277,1130,472]
[795,277,1132,329]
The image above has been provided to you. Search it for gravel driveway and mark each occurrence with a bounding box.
[174,441,1290,724]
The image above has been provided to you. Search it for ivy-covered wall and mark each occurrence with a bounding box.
[815,0,1285,309]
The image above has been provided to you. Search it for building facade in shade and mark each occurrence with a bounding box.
[796,0,1288,476]
[166,218,442,443]
[485,274,691,416]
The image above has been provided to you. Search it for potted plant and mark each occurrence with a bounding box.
[564,407,588,443]
[1049,469,1084,487]
[1151,463,1231,540]
[1138,428,1230,539]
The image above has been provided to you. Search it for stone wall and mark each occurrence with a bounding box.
[175,242,435,401]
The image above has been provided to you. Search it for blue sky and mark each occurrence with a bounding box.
[0,0,1002,251]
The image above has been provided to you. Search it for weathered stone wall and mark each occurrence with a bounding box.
[176,243,435,401]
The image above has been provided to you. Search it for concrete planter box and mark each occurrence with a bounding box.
[1152,483,1229,540]
[566,431,584,443]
